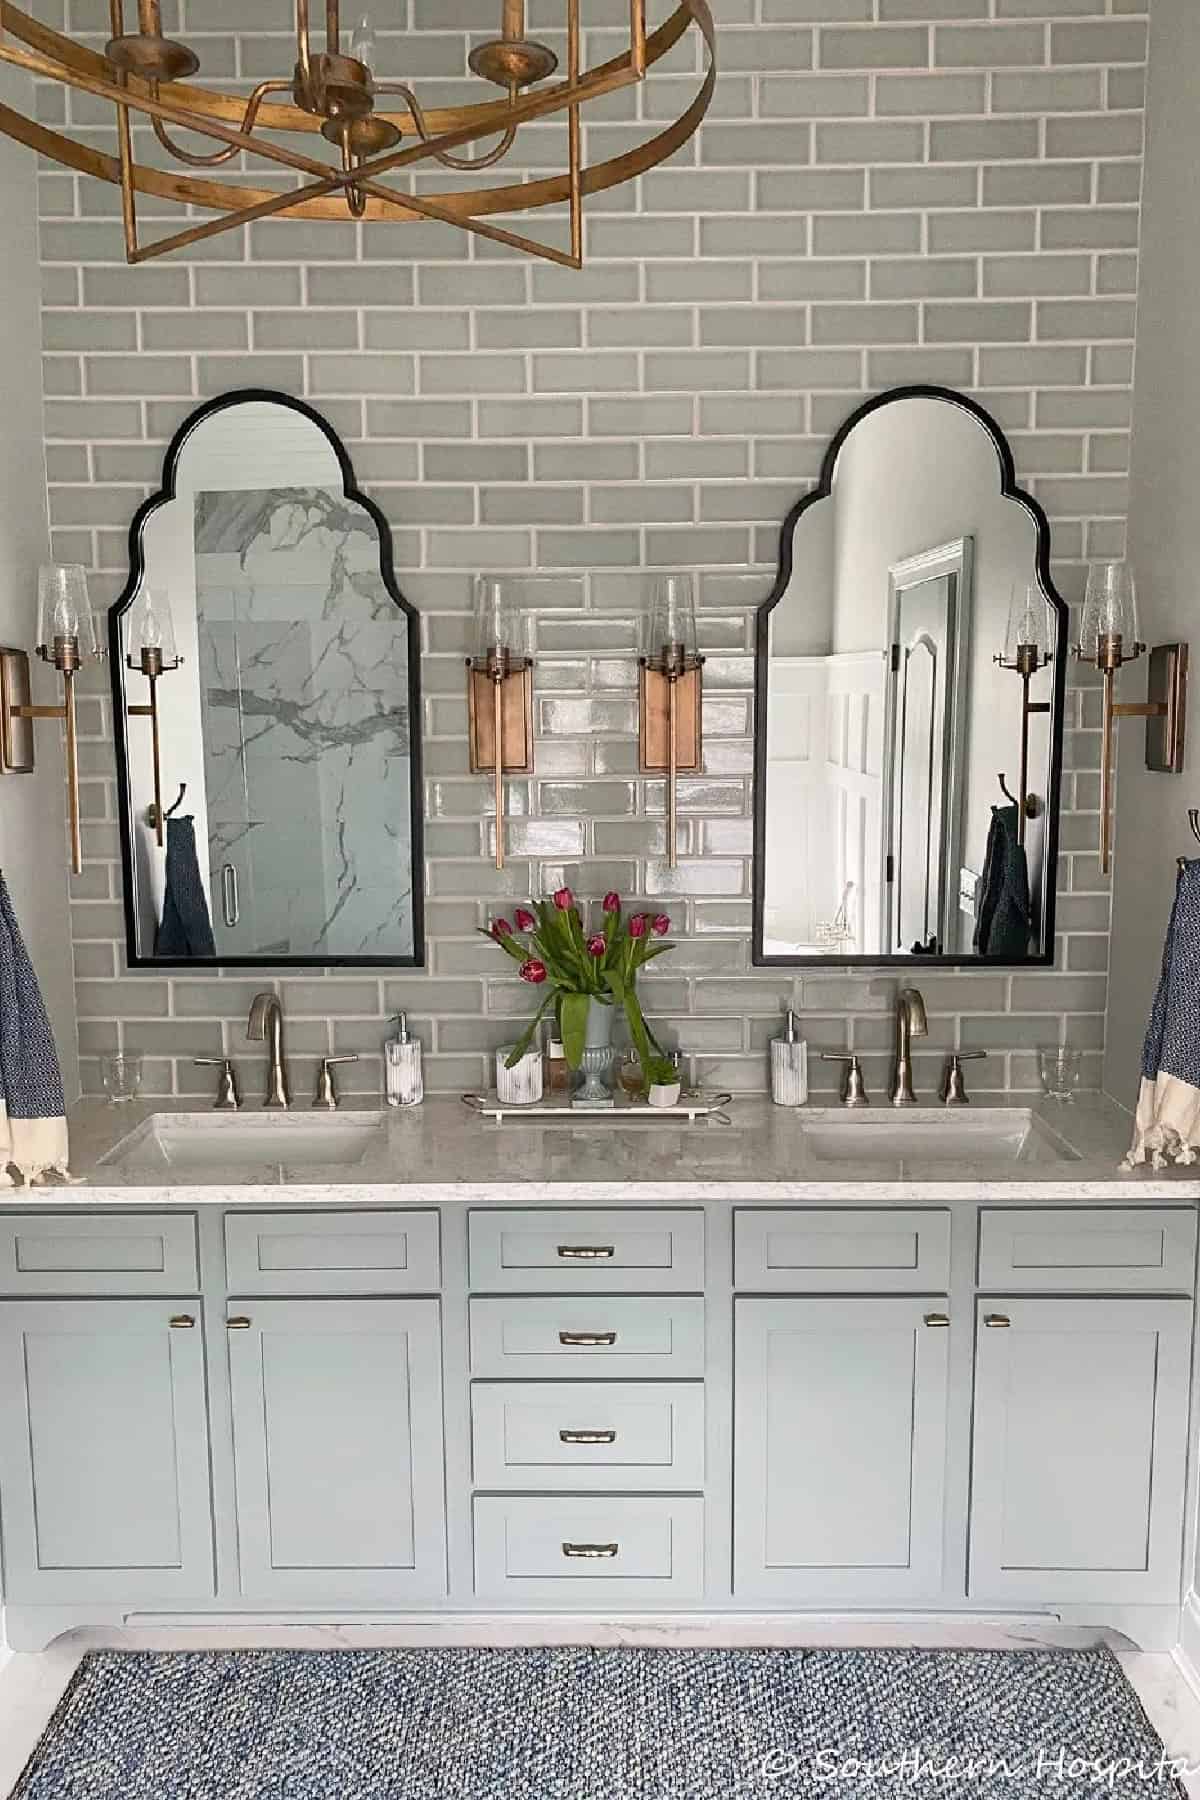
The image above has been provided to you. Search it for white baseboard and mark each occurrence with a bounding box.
[1174,1591,1200,1698]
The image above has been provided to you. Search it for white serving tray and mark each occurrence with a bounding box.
[461,1090,733,1124]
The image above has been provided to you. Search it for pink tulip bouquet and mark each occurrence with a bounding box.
[482,888,675,1076]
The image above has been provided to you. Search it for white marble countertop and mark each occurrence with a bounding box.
[1,1091,1196,1208]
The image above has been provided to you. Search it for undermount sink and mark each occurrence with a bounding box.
[98,1110,386,1173]
[797,1106,1080,1168]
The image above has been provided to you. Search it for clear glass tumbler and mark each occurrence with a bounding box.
[101,1052,143,1103]
[1038,1046,1082,1102]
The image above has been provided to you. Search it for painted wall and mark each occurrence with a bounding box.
[27,0,1143,1101]
[0,65,77,1102]
[1105,0,1199,1108]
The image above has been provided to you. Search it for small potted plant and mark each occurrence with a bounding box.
[482,889,675,1107]
[643,1053,682,1109]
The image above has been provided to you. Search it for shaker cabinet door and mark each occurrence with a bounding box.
[226,1298,447,1603]
[0,1299,214,1604]
[734,1297,950,1602]
[969,1297,1191,1604]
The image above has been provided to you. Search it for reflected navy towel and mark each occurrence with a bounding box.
[155,815,217,959]
[1125,859,1200,1168]
[0,871,70,1185]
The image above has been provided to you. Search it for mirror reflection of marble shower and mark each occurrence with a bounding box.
[112,396,422,967]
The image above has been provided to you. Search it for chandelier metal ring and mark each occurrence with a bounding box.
[0,0,716,266]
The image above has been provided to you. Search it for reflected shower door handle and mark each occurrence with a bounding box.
[221,863,240,929]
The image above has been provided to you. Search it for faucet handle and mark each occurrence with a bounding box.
[194,1056,240,1111]
[942,1051,986,1107]
[821,1051,870,1108]
[313,1054,359,1111]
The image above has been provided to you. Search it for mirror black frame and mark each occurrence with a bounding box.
[752,384,1068,970]
[109,388,425,970]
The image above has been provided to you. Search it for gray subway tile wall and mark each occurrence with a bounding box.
[34,0,1142,1102]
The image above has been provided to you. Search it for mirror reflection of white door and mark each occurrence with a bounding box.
[884,540,973,957]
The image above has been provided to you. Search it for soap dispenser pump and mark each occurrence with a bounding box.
[384,1012,423,1108]
[770,1006,808,1107]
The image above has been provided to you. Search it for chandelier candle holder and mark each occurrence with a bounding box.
[467,577,534,872]
[0,0,715,266]
[994,583,1054,848]
[639,574,704,872]
[124,589,183,847]
[1072,560,1188,875]
[0,564,103,876]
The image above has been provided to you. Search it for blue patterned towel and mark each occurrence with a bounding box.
[0,871,70,1185]
[1125,859,1200,1169]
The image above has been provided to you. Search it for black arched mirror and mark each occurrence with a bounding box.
[110,391,423,968]
[753,386,1067,968]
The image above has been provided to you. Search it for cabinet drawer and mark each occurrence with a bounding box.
[470,1296,705,1378]
[473,1495,704,1600]
[978,1209,1197,1293]
[472,1382,705,1491]
[735,1209,950,1292]
[468,1209,703,1292]
[225,1211,440,1294]
[0,1214,198,1295]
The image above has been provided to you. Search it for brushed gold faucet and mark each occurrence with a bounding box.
[890,987,928,1107]
[246,991,290,1109]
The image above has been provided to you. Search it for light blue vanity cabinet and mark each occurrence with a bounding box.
[225,1297,447,1603]
[0,1298,214,1605]
[968,1296,1192,1605]
[733,1296,951,1602]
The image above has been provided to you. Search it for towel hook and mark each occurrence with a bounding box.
[998,773,1039,821]
[1180,808,1200,871]
[147,781,186,831]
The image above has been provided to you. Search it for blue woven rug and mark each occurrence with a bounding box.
[11,1645,1187,1798]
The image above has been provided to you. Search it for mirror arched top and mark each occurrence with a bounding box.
[109,389,424,970]
[753,385,1069,969]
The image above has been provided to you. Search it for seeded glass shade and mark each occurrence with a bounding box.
[643,573,699,674]
[1079,561,1142,665]
[1004,583,1052,665]
[130,588,178,663]
[36,563,97,657]
[473,576,533,667]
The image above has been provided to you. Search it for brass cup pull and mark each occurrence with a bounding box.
[562,1542,619,1559]
[559,1429,617,1445]
[169,1314,195,1329]
[226,1316,253,1330]
[557,1245,615,1260]
[923,1313,950,1328]
[984,1313,1012,1329]
[558,1330,617,1347]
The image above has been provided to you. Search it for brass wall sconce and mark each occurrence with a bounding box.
[994,584,1054,847]
[0,564,102,876]
[124,589,183,845]
[467,577,534,870]
[1073,561,1188,874]
[639,574,704,871]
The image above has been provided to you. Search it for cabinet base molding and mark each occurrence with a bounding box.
[2,1606,1179,1657]
[1173,1591,1200,1693]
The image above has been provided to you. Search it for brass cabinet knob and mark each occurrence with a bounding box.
[984,1313,1012,1328]
[923,1313,950,1328]
[559,1429,617,1445]
[557,1245,615,1260]
[562,1542,619,1559]
[168,1314,195,1329]
[226,1316,252,1330]
[558,1330,617,1347]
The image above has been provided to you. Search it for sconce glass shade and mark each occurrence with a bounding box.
[1003,583,1053,667]
[36,563,97,659]
[472,575,533,670]
[129,588,178,664]
[643,573,700,675]
[1078,560,1143,666]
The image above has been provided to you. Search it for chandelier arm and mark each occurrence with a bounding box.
[148,80,290,168]
[374,82,517,172]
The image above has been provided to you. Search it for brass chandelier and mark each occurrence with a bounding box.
[0,0,714,265]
